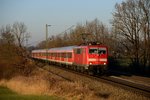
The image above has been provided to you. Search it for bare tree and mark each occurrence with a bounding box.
[112,0,150,69]
[12,22,27,48]
[85,19,109,44]
[0,25,16,61]
[139,0,150,67]
[69,24,85,45]
[0,25,15,45]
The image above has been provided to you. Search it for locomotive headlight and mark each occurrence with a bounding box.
[89,62,92,65]
[104,63,106,65]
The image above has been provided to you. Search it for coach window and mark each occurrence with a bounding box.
[48,53,50,56]
[64,53,66,58]
[62,53,64,58]
[63,53,65,58]
[55,53,57,57]
[64,53,67,58]
[60,53,63,58]
[57,53,59,57]
[54,53,56,57]
[59,53,61,57]
[53,53,55,57]
[68,53,72,58]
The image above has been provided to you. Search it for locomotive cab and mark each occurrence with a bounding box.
[88,46,108,65]
[87,45,108,74]
[73,44,108,74]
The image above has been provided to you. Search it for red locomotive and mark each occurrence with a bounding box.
[32,43,108,74]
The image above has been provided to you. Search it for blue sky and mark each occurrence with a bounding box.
[0,0,123,45]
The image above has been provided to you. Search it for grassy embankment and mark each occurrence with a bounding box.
[0,86,62,100]
[0,67,100,100]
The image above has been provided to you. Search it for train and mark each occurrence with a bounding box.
[31,43,108,74]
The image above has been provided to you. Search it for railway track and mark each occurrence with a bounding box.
[67,69,150,98]
[35,61,150,98]
[99,76,150,97]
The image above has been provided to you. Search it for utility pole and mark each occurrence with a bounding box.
[46,24,51,63]
[25,33,30,48]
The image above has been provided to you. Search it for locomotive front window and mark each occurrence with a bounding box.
[98,48,106,54]
[89,48,98,54]
[89,48,106,54]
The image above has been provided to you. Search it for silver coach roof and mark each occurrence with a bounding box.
[32,46,77,53]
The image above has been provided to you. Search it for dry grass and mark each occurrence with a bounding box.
[0,68,100,100]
